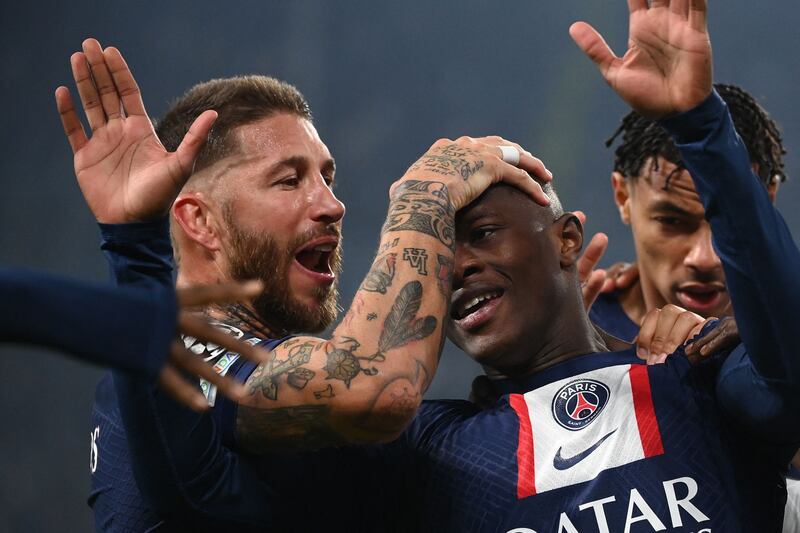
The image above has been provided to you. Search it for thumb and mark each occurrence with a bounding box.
[174,109,218,181]
[569,22,619,81]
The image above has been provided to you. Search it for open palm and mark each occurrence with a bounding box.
[570,0,712,118]
[55,39,216,223]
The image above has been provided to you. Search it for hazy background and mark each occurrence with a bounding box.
[1,1,798,530]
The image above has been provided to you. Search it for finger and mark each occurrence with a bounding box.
[662,311,704,355]
[648,305,686,356]
[582,269,607,311]
[81,38,121,120]
[170,343,248,402]
[615,262,639,290]
[651,0,669,8]
[627,0,648,12]
[569,22,620,81]
[636,307,661,359]
[670,0,690,18]
[492,162,550,206]
[573,210,587,226]
[173,109,218,179]
[157,365,209,412]
[486,138,553,182]
[103,46,147,117]
[600,277,617,294]
[178,313,271,365]
[70,51,106,131]
[577,233,609,282]
[55,86,88,153]
[177,280,263,308]
[688,0,708,32]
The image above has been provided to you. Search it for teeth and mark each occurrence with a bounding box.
[313,244,334,252]
[458,291,500,319]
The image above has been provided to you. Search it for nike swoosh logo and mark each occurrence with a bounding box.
[553,428,618,471]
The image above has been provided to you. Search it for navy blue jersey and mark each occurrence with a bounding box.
[99,91,800,531]
[0,267,175,377]
[589,290,640,343]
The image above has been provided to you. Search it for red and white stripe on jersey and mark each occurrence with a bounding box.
[510,364,664,499]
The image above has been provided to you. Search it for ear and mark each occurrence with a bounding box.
[172,193,224,252]
[611,172,632,224]
[767,179,780,203]
[556,213,584,269]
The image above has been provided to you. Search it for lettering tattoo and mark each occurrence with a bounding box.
[246,338,323,401]
[378,237,400,254]
[410,143,485,180]
[402,248,428,275]
[382,180,455,251]
[359,252,397,294]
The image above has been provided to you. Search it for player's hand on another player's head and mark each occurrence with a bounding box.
[570,0,713,118]
[55,38,217,224]
[603,261,639,293]
[393,136,553,212]
[684,316,740,365]
[160,281,270,411]
[635,304,710,365]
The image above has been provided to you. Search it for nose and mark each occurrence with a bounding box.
[309,178,346,224]
[684,224,722,272]
[452,244,484,291]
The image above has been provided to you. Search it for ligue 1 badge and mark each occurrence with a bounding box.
[551,379,611,431]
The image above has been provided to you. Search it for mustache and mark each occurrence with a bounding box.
[290,224,342,251]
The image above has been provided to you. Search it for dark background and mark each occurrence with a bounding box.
[1,1,798,530]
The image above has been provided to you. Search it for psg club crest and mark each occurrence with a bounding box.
[551,379,611,431]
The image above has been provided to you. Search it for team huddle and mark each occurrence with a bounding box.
[6,0,798,531]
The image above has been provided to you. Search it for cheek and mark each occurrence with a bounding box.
[629,217,685,280]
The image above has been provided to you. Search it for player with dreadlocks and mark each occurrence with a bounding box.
[588,83,799,532]
[589,82,787,348]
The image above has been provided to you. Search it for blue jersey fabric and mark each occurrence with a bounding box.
[87,218,282,532]
[589,290,640,343]
[0,267,175,377]
[98,91,800,531]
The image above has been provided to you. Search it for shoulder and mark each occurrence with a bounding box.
[589,291,639,343]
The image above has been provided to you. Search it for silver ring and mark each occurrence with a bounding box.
[498,145,520,166]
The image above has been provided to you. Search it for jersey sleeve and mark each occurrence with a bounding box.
[0,267,175,378]
[661,91,800,442]
[98,218,281,528]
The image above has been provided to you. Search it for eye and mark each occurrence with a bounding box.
[277,175,301,189]
[323,174,335,189]
[654,216,682,227]
[471,226,496,242]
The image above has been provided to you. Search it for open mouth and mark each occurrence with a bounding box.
[453,290,503,320]
[295,244,334,275]
[676,285,725,314]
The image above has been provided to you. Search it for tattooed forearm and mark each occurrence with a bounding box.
[314,384,335,399]
[382,180,455,252]
[246,339,323,400]
[409,144,485,180]
[237,404,345,453]
[358,251,397,294]
[367,280,437,363]
[402,248,428,275]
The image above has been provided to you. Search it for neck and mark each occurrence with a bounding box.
[484,290,608,381]
[618,279,649,326]
[205,303,285,338]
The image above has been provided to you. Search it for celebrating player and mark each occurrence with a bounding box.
[106,0,800,530]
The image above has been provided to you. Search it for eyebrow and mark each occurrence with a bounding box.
[648,200,700,217]
[266,155,336,177]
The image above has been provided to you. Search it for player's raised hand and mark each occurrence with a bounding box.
[160,281,270,411]
[55,38,217,223]
[573,210,611,311]
[570,0,712,118]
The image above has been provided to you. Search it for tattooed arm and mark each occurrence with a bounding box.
[237,136,553,452]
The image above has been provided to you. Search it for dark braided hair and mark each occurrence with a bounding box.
[607,84,787,188]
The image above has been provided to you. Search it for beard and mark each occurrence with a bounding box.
[224,209,342,334]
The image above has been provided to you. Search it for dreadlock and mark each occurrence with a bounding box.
[606,84,787,188]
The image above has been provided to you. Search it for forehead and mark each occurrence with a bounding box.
[234,113,329,159]
[457,185,543,227]
[632,157,704,215]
